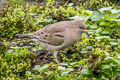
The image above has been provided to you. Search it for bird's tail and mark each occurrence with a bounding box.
[15,34,38,39]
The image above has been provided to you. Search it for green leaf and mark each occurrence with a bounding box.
[26,71,32,76]
[99,7,112,12]
[78,60,86,65]
[68,3,74,6]
[79,15,91,21]
[70,62,78,65]
[110,9,120,14]
[58,66,66,70]
[32,65,41,71]
[86,46,93,49]
[83,10,93,15]
[95,28,102,33]
[61,68,74,76]
[109,14,120,19]
[48,0,53,3]
[68,16,80,20]
[90,11,103,21]
[102,65,111,69]
[95,36,110,39]
[101,31,109,34]
[81,69,90,75]
[80,51,88,54]
[89,24,97,29]
[39,65,49,72]
[59,63,68,66]
[111,19,120,22]
[7,49,14,53]
[32,64,49,72]
[110,42,118,46]
[104,57,120,63]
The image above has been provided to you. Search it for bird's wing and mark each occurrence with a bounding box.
[33,22,68,46]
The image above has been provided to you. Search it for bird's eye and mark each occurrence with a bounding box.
[79,26,82,29]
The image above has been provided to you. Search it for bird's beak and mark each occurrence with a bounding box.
[83,29,89,36]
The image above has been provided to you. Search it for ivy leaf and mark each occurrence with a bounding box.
[110,42,118,46]
[95,36,110,39]
[80,51,88,54]
[101,31,109,34]
[95,28,102,33]
[61,68,74,76]
[32,65,41,71]
[68,16,80,20]
[82,10,93,15]
[48,0,53,3]
[32,64,49,72]
[58,66,66,70]
[110,9,120,14]
[68,3,74,6]
[25,71,32,76]
[90,11,103,21]
[79,15,91,21]
[7,49,14,53]
[109,14,120,19]
[111,19,120,22]
[81,69,90,75]
[102,65,111,69]
[99,7,112,12]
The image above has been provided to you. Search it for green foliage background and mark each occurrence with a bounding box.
[0,0,120,79]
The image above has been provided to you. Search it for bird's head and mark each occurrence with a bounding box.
[74,20,89,36]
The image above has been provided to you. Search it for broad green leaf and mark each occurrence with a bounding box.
[68,16,80,20]
[32,64,49,72]
[26,71,32,76]
[81,69,90,75]
[58,66,66,70]
[95,28,102,33]
[90,11,103,21]
[61,68,74,76]
[99,7,112,12]
[68,3,74,6]
[109,14,120,18]
[32,65,41,71]
[104,57,120,63]
[101,31,109,34]
[61,71,69,76]
[117,54,120,59]
[80,51,88,54]
[10,46,20,49]
[7,49,14,53]
[83,10,93,15]
[59,63,68,66]
[70,62,78,65]
[110,9,120,14]
[110,42,118,46]
[102,65,111,69]
[39,64,49,72]
[111,19,120,22]
[78,60,86,65]
[24,46,32,48]
[86,46,93,49]
[89,24,97,29]
[79,15,91,21]
[48,0,52,3]
[95,36,110,39]
[99,22,106,25]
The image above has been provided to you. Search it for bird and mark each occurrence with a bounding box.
[15,20,88,63]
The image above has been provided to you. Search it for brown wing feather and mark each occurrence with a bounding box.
[33,22,68,46]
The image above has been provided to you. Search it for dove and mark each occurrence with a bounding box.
[15,20,88,63]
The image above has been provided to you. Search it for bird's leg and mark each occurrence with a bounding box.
[53,51,59,63]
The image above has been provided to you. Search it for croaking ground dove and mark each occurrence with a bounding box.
[15,20,88,63]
